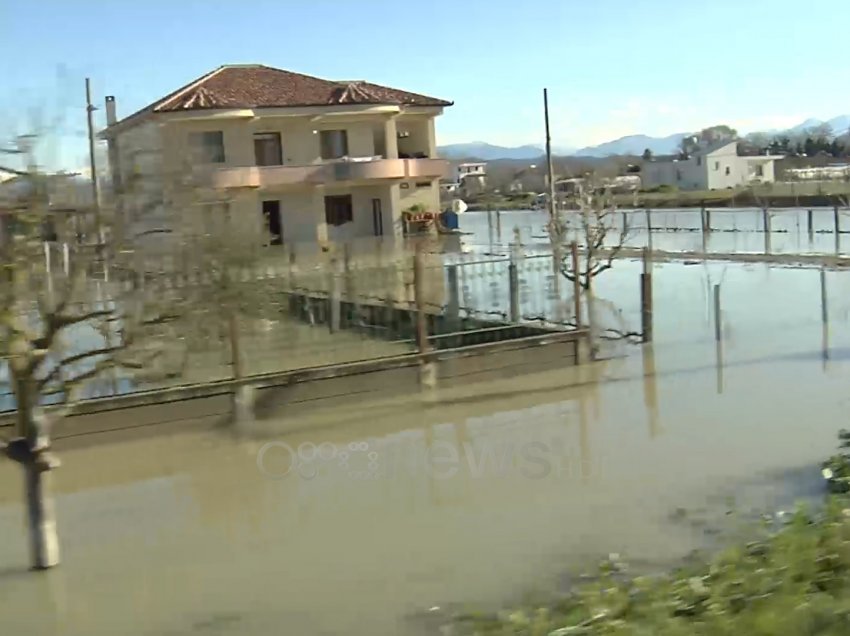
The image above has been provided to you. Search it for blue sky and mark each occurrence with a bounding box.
[3,0,850,169]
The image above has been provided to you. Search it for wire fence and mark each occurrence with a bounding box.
[462,206,850,258]
[0,240,591,412]
[9,226,850,414]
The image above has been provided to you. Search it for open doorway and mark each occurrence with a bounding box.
[262,200,282,245]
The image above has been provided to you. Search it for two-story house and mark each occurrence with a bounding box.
[100,64,452,249]
[642,141,780,191]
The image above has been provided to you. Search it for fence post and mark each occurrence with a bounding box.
[487,207,494,250]
[343,242,354,298]
[762,208,771,254]
[508,252,520,323]
[446,264,460,331]
[834,205,840,234]
[287,244,296,291]
[570,241,581,329]
[496,209,502,243]
[329,257,341,333]
[640,247,653,343]
[821,267,829,362]
[413,243,436,388]
[713,284,722,342]
[807,209,814,238]
[645,208,653,250]
[228,312,243,380]
[413,244,430,355]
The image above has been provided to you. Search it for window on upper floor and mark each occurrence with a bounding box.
[188,131,225,164]
[714,161,720,171]
[254,132,283,166]
[320,130,349,160]
[725,166,731,176]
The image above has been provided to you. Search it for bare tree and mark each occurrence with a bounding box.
[550,180,630,293]
[547,177,637,351]
[0,145,200,569]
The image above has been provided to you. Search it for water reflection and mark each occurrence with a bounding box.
[459,207,850,256]
[642,344,660,438]
[1,324,847,635]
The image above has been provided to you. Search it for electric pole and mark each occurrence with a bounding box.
[544,88,561,302]
[85,77,101,245]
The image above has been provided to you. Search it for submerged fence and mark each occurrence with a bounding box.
[0,238,590,412]
[469,205,850,259]
[8,222,850,413]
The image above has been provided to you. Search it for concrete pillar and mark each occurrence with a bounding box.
[232,385,255,424]
[384,117,399,159]
[426,117,437,158]
[387,183,403,239]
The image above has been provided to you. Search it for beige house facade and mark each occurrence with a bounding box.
[642,141,780,191]
[100,65,452,249]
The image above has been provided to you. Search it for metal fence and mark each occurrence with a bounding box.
[0,238,591,412]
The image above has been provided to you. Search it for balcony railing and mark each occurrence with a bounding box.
[206,157,449,189]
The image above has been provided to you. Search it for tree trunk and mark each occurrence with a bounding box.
[10,369,61,569]
[586,288,599,361]
[24,461,60,569]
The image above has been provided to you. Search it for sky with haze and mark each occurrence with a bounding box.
[2,0,849,169]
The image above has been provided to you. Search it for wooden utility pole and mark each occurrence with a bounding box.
[640,247,653,343]
[85,78,101,243]
[544,88,561,301]
[544,88,557,228]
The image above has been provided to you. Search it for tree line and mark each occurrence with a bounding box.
[642,123,850,162]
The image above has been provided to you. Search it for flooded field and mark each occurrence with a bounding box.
[2,207,849,634]
[0,319,846,634]
[460,207,850,256]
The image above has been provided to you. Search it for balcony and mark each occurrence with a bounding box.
[206,158,449,189]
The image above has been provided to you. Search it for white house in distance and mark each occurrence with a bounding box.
[456,162,487,196]
[642,141,781,191]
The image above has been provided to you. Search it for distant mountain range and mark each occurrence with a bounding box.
[438,115,850,160]
[435,142,575,161]
[786,115,850,135]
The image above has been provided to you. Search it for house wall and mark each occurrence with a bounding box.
[249,183,402,246]
[162,115,389,168]
[761,161,776,183]
[113,121,175,248]
[396,116,435,158]
[704,144,743,189]
[399,179,440,214]
[642,158,706,191]
[110,106,444,251]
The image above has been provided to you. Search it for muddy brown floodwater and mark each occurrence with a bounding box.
[0,322,846,635]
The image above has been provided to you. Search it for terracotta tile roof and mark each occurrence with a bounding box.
[111,64,451,130]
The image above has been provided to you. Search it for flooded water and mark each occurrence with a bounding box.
[460,207,850,256]
[2,206,849,634]
[0,319,845,634]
